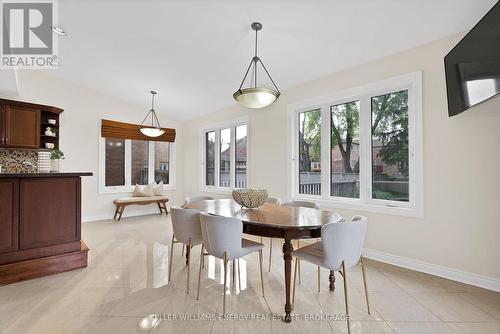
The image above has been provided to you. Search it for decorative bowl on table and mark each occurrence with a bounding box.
[232,189,268,209]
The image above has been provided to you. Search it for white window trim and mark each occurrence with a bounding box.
[200,116,249,194]
[98,133,176,194]
[287,71,423,218]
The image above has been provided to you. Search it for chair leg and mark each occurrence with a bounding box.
[342,261,351,334]
[186,238,192,294]
[317,266,321,293]
[268,238,272,272]
[196,244,204,300]
[202,250,205,269]
[237,259,241,292]
[168,234,175,282]
[360,256,371,314]
[223,252,228,318]
[113,206,119,220]
[258,249,265,297]
[297,240,301,284]
[292,257,298,309]
[232,259,236,292]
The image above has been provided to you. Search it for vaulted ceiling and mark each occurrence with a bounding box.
[46,0,497,121]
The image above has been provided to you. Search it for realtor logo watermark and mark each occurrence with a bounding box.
[1,0,58,68]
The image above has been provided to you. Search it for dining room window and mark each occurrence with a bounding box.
[219,128,231,187]
[131,140,149,185]
[100,139,176,193]
[154,141,171,184]
[104,138,125,187]
[202,118,248,191]
[298,109,321,195]
[288,72,423,217]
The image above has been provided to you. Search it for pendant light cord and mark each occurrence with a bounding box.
[254,28,258,87]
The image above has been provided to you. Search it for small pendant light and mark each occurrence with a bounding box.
[233,22,280,109]
[139,91,165,137]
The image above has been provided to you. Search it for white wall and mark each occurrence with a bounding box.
[182,34,500,287]
[10,71,185,221]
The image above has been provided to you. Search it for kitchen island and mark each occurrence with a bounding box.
[0,172,92,285]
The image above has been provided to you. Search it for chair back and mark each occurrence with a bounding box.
[170,207,202,245]
[282,200,320,210]
[183,196,214,207]
[199,212,242,259]
[321,216,367,269]
[265,197,281,205]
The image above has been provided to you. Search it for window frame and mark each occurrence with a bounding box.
[99,136,176,194]
[200,116,249,193]
[287,71,423,217]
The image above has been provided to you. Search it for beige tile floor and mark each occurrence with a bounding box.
[0,214,499,334]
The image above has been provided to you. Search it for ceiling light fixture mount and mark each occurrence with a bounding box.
[139,91,165,137]
[52,26,67,36]
[233,22,280,109]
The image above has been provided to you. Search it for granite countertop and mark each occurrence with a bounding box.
[0,172,93,178]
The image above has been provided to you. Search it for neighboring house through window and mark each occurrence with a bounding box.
[201,118,248,191]
[288,72,423,217]
[100,137,175,193]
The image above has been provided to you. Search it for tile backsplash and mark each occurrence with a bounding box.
[0,150,38,173]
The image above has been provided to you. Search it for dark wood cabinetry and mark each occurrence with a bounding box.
[0,173,91,286]
[2,105,41,148]
[19,177,80,250]
[0,99,62,149]
[0,179,19,254]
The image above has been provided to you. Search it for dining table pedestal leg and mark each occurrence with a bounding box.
[283,238,293,323]
[329,270,336,291]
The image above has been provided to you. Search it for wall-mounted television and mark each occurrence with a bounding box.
[445,1,500,117]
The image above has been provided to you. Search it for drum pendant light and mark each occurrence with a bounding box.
[139,91,165,137]
[233,22,280,109]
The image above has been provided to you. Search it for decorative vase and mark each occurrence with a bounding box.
[50,159,59,172]
[232,189,268,209]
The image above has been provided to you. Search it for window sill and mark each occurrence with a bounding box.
[294,196,423,218]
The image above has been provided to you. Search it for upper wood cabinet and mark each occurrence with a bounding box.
[3,105,41,148]
[0,99,62,149]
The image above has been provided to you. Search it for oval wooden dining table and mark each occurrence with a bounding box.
[184,198,344,322]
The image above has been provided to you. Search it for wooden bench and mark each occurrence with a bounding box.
[113,196,169,221]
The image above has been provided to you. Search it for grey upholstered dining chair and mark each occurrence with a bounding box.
[197,212,265,317]
[169,207,204,294]
[292,215,370,334]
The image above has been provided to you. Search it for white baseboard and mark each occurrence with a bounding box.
[363,248,500,292]
[82,209,163,223]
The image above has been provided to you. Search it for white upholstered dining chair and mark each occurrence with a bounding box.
[169,207,204,294]
[265,197,282,205]
[182,196,214,207]
[179,196,214,256]
[278,200,321,283]
[197,212,265,317]
[282,200,320,209]
[260,197,281,271]
[292,215,370,334]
